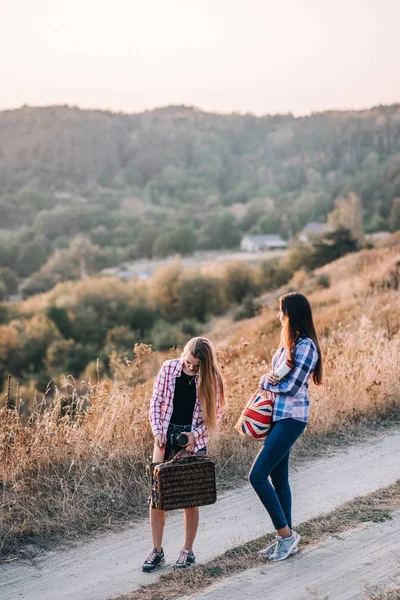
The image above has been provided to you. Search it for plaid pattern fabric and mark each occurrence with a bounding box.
[149,358,222,452]
[260,338,319,423]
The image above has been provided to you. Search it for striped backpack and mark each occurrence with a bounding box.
[235,388,274,441]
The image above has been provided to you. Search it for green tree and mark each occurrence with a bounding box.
[0,281,7,302]
[389,198,400,232]
[17,236,50,277]
[176,272,224,322]
[153,227,197,258]
[152,232,174,258]
[0,267,18,299]
[135,228,159,259]
[310,227,359,268]
[327,192,364,240]
[69,234,99,278]
[199,212,241,249]
[0,197,18,227]
[105,326,138,351]
[47,306,74,338]
[46,339,95,377]
[150,320,185,351]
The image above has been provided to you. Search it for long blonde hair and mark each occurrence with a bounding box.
[183,337,226,432]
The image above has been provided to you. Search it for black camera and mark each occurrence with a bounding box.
[169,432,189,449]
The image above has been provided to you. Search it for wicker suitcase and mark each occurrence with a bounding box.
[149,451,217,511]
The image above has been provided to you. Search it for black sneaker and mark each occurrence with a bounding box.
[173,548,196,568]
[142,547,165,572]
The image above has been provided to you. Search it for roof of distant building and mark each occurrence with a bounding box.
[242,234,285,242]
[300,222,327,234]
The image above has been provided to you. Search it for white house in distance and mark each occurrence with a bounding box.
[298,222,328,243]
[240,234,288,252]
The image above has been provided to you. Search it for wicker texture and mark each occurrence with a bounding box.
[149,454,217,511]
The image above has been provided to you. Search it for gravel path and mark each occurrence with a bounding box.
[0,431,399,600]
[180,513,400,600]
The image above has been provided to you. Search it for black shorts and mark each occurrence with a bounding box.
[164,423,207,460]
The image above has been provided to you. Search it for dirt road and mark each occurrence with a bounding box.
[0,431,399,600]
[180,513,400,600]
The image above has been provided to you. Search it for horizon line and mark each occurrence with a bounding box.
[1,101,400,120]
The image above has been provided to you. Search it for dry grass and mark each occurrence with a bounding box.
[1,243,400,560]
[115,481,400,600]
[364,588,400,600]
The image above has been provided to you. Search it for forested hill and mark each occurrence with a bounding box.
[1,103,400,294]
[1,104,400,222]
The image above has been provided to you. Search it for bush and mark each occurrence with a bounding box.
[222,261,259,305]
[176,272,224,322]
[233,295,262,321]
[280,243,314,274]
[179,319,202,337]
[287,269,309,290]
[105,326,139,351]
[258,258,292,291]
[316,273,331,289]
[150,320,186,351]
[150,261,184,319]
[46,339,96,378]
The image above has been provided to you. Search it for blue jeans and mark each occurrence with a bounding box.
[249,418,307,530]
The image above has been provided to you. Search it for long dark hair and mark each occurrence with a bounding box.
[279,292,323,385]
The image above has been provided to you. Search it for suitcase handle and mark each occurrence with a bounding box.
[169,448,195,462]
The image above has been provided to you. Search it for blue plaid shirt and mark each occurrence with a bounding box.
[260,338,319,423]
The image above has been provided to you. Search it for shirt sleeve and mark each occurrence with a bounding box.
[149,361,168,435]
[260,339,318,397]
[192,422,206,442]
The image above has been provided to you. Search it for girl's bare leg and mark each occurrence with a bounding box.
[277,525,292,538]
[183,507,199,552]
[150,444,166,551]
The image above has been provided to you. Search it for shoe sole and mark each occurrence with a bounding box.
[259,546,299,557]
[142,557,165,572]
[173,562,196,569]
[268,534,301,562]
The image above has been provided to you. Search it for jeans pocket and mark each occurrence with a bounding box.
[279,418,307,433]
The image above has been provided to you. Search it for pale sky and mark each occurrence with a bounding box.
[0,0,399,116]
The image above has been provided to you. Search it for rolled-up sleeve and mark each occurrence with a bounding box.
[260,340,318,397]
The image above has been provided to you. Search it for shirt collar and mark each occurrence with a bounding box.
[173,358,199,382]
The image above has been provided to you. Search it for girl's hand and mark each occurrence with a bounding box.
[154,433,165,449]
[183,431,195,452]
[265,370,279,385]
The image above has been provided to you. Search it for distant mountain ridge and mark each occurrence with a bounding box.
[1,103,399,195]
[1,103,400,290]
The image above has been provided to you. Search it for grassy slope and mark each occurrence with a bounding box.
[0,239,399,559]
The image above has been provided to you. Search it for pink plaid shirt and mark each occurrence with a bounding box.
[149,358,222,452]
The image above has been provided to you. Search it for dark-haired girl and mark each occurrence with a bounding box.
[249,292,323,561]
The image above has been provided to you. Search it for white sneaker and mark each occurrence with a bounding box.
[268,531,301,562]
[258,536,299,557]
